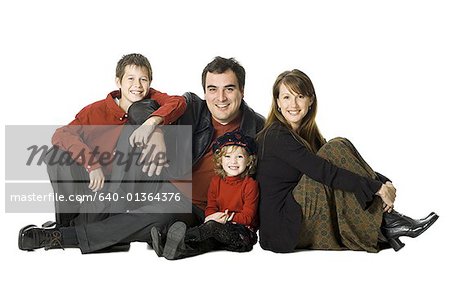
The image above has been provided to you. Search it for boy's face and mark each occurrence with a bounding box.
[221,146,248,177]
[205,69,243,125]
[116,65,151,103]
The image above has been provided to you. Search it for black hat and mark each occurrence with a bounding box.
[212,130,257,155]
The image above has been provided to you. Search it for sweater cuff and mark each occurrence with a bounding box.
[355,178,383,210]
[375,172,391,183]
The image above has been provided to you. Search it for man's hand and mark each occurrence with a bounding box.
[88,168,105,192]
[139,128,169,177]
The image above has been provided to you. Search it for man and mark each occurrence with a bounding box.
[18,56,265,254]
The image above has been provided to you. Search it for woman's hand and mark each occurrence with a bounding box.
[88,168,105,192]
[376,181,396,213]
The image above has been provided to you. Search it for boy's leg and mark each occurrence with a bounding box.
[44,147,94,227]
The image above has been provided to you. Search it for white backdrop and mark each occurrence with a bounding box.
[1,0,449,299]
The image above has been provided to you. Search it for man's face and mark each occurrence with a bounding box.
[116,65,151,104]
[204,69,243,125]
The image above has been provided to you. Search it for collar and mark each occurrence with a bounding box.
[223,175,245,184]
[106,90,128,121]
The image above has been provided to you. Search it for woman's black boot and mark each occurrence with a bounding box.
[382,210,439,243]
[388,237,405,252]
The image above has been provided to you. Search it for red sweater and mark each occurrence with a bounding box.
[52,89,186,173]
[205,175,259,228]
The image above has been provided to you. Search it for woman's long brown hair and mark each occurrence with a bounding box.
[257,69,326,154]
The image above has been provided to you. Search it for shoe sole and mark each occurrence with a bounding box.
[163,222,186,260]
[18,225,37,251]
[150,227,163,257]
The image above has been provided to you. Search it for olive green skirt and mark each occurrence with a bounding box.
[293,137,384,253]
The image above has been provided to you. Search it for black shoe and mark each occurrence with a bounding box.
[388,237,406,252]
[391,211,438,228]
[382,211,439,240]
[150,227,163,257]
[18,225,65,251]
[163,221,186,260]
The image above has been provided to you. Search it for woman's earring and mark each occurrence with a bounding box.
[277,107,281,112]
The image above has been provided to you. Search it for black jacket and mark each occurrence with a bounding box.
[128,92,265,170]
[179,92,265,166]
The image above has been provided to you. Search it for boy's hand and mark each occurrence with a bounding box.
[129,116,162,147]
[88,168,105,192]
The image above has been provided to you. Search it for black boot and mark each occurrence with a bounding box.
[162,222,212,260]
[389,211,438,229]
[162,221,188,260]
[150,226,164,257]
[18,225,65,251]
[382,211,439,251]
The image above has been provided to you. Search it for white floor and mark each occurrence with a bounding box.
[2,1,450,299]
[2,211,447,300]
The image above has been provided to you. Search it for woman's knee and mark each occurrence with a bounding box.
[317,137,353,158]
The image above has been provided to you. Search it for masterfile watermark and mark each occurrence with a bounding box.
[4,125,193,213]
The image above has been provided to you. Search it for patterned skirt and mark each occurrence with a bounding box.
[293,137,384,253]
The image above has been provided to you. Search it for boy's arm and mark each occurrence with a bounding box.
[147,88,187,125]
[230,179,259,226]
[129,89,186,176]
[52,110,101,172]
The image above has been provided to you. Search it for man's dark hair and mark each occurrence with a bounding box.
[201,56,245,92]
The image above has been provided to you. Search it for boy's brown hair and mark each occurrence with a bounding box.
[116,53,153,81]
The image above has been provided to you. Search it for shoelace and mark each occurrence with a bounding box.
[44,231,65,251]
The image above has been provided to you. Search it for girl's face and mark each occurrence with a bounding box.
[221,146,249,177]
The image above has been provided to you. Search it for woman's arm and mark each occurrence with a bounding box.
[269,128,382,209]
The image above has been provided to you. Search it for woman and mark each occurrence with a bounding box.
[256,69,438,253]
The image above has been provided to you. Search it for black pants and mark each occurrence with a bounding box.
[172,221,257,260]
[44,146,109,227]
[44,123,200,253]
[74,210,201,253]
[45,146,201,252]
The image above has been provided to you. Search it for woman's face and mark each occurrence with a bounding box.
[276,83,312,130]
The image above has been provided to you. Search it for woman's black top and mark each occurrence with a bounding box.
[256,124,382,253]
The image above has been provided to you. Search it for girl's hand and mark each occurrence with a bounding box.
[204,210,233,224]
[204,212,227,223]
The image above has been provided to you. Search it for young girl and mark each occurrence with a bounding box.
[151,130,259,260]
